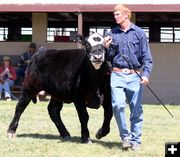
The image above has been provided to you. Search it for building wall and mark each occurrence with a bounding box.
[0,42,79,55]
[143,43,180,104]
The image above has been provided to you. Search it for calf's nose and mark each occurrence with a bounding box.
[94,54,103,61]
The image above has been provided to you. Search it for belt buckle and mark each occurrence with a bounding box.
[122,68,130,74]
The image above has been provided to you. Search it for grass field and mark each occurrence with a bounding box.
[0,100,180,157]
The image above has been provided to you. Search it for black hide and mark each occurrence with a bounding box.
[7,48,113,143]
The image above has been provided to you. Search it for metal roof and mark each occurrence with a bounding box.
[1,0,180,5]
[0,1,180,12]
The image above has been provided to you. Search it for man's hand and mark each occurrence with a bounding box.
[104,36,112,48]
[140,76,149,86]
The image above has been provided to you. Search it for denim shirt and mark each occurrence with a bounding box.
[18,51,34,69]
[107,23,153,78]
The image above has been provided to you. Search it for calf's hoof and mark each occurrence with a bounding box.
[81,138,92,144]
[7,132,16,139]
[63,136,71,140]
[60,135,71,140]
[96,128,109,139]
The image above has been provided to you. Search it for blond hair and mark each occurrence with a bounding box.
[114,4,131,19]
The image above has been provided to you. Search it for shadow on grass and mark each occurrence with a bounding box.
[92,139,121,149]
[17,133,60,140]
[17,133,121,148]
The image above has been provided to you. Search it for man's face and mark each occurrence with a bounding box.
[4,60,10,66]
[29,47,36,53]
[114,11,127,25]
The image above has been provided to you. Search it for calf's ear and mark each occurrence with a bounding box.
[75,34,91,50]
[74,34,86,45]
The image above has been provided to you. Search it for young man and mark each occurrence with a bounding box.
[16,42,36,84]
[104,4,153,151]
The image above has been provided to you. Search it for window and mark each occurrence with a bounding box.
[160,27,180,42]
[160,27,173,42]
[174,28,180,42]
[0,27,8,41]
[90,26,111,36]
[21,28,32,42]
[47,27,77,42]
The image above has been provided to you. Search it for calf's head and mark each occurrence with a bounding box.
[75,33,106,70]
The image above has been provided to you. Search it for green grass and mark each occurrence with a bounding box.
[0,100,180,157]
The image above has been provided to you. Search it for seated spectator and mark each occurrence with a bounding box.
[0,56,17,101]
[16,42,36,85]
[16,44,48,101]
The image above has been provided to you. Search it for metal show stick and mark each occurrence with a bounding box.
[122,55,174,118]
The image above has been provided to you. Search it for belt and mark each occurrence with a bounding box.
[112,67,140,74]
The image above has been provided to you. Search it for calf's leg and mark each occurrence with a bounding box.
[74,100,91,144]
[7,93,32,138]
[47,98,71,139]
[96,91,113,139]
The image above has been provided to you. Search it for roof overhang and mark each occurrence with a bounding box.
[0,4,180,12]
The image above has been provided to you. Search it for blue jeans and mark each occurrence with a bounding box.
[110,71,143,144]
[0,79,15,98]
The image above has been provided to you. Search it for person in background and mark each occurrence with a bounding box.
[0,56,17,101]
[16,42,36,84]
[104,4,153,151]
[16,43,47,101]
